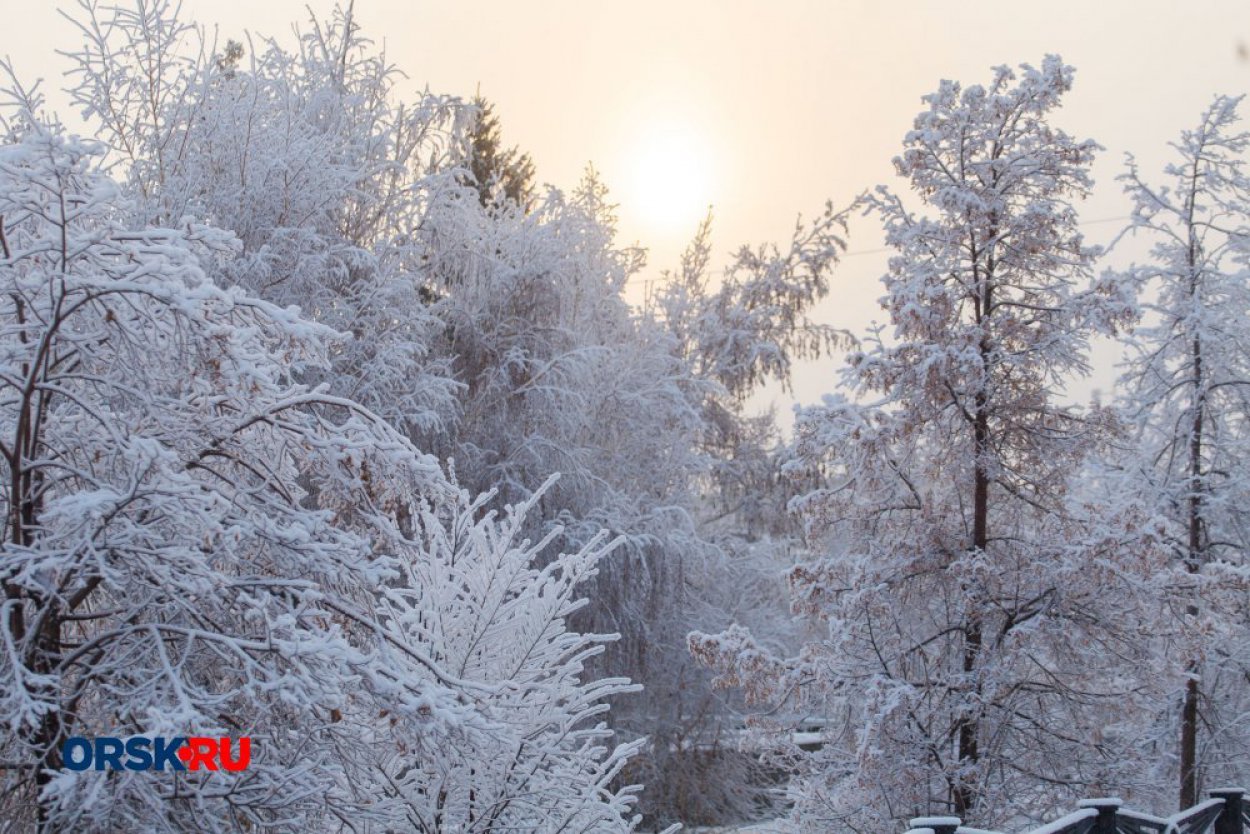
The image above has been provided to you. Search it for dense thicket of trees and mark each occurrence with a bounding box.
[0,1,836,829]
[0,111,658,833]
[2,4,1249,832]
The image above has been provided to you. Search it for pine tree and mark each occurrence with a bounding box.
[462,94,536,210]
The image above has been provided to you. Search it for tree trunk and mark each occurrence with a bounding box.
[1180,326,1204,811]
[955,259,992,818]
[956,397,988,819]
[33,607,63,834]
[1179,187,1204,809]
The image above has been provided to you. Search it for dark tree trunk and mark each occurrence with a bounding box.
[1180,327,1204,811]
[1180,175,1204,810]
[955,242,993,819]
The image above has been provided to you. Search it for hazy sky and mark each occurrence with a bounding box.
[5,0,1249,416]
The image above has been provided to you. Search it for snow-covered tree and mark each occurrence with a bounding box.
[63,0,470,443]
[50,3,701,823]
[27,3,878,827]
[366,479,644,833]
[419,170,703,521]
[419,156,857,826]
[417,167,728,826]
[655,204,851,530]
[458,94,536,210]
[692,56,1168,831]
[641,203,853,826]
[0,117,433,829]
[1112,94,1250,809]
[0,113,644,832]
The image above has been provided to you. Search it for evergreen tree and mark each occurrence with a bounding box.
[463,94,536,210]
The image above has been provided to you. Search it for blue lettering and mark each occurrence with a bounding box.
[124,736,153,771]
[152,736,187,771]
[61,737,92,771]
[94,737,124,771]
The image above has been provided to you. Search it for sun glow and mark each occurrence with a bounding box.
[624,122,714,238]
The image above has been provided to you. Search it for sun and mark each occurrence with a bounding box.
[625,122,713,238]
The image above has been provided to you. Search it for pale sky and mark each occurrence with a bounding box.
[4,0,1249,418]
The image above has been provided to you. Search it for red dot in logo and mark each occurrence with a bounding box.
[177,744,192,763]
